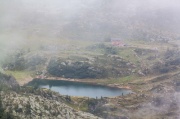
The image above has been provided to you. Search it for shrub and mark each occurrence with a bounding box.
[47,59,107,79]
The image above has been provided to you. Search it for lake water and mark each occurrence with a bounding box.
[27,79,132,98]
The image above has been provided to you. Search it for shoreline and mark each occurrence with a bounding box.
[20,76,132,90]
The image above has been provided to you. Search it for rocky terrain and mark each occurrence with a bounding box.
[0,73,102,119]
[1,91,102,119]
[61,71,179,119]
[0,72,19,90]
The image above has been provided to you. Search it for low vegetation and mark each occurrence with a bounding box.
[0,73,102,119]
[1,38,180,119]
[47,58,108,79]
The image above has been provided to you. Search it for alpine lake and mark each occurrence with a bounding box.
[27,79,132,98]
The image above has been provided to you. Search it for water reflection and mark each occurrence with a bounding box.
[27,79,132,98]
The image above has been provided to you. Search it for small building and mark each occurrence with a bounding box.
[111,38,125,47]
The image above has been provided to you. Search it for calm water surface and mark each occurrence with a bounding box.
[28,79,132,98]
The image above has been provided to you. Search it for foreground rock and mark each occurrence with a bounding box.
[1,91,102,119]
[0,72,101,119]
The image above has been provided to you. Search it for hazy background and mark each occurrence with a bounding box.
[1,0,180,41]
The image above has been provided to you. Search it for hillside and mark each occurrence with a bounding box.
[0,73,102,119]
[2,38,179,84]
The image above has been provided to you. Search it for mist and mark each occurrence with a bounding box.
[1,0,180,71]
[1,0,180,119]
[1,0,180,42]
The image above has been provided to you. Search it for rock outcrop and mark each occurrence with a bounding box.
[0,91,102,119]
[0,72,19,89]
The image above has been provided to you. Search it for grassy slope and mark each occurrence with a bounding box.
[2,37,172,84]
[1,35,177,85]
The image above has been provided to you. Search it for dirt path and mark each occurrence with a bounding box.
[144,69,180,82]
